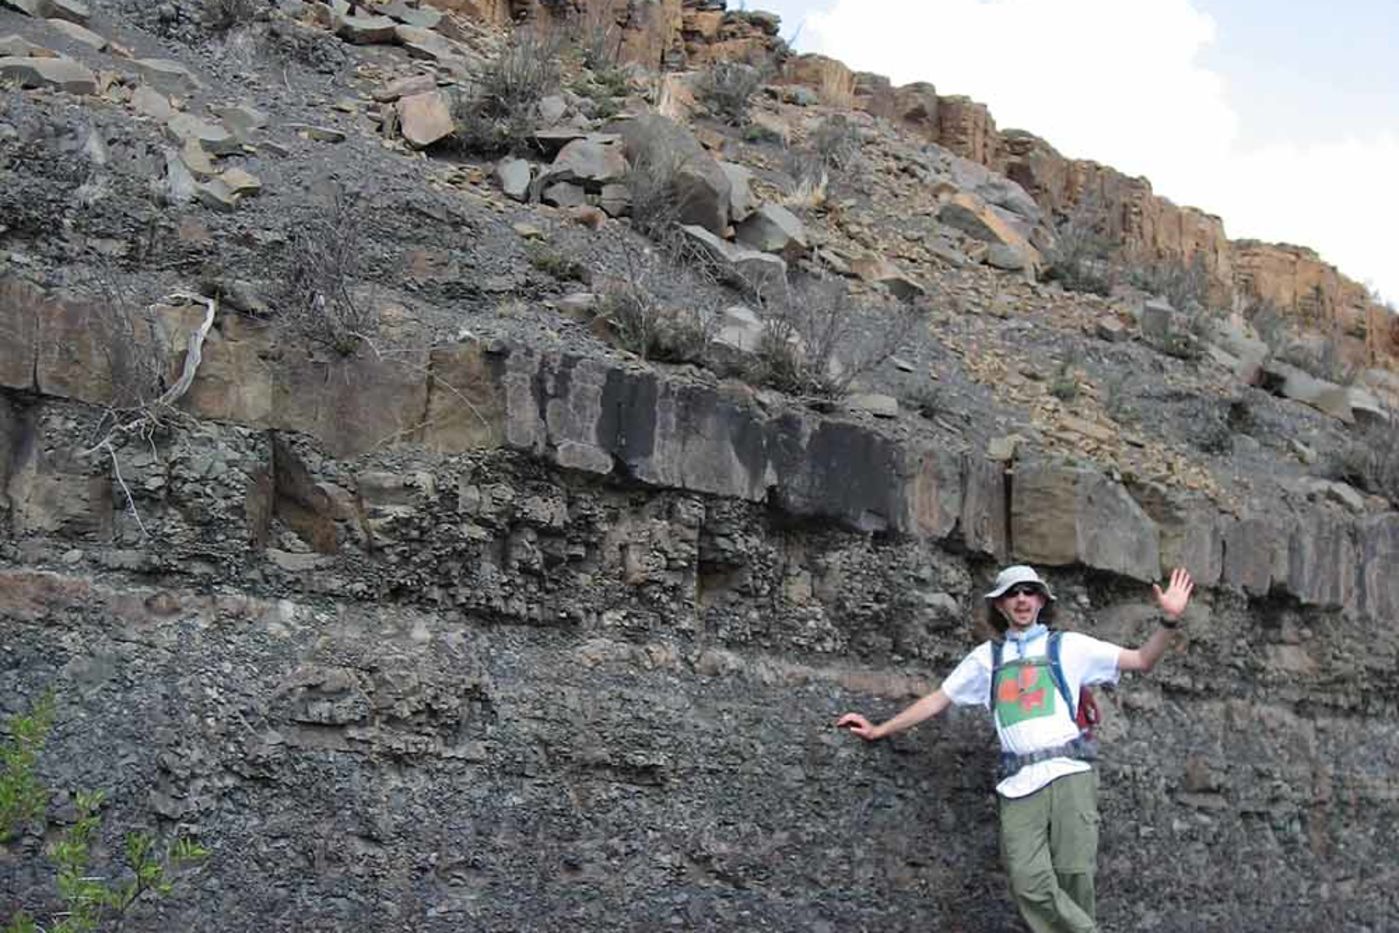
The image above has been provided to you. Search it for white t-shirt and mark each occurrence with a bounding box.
[940,629,1123,798]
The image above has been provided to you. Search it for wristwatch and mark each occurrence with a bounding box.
[1158,613,1181,629]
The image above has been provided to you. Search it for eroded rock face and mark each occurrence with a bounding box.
[5,276,1399,929]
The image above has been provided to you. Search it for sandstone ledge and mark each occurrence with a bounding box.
[1,277,1395,619]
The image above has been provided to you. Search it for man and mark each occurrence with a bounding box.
[836,565,1194,933]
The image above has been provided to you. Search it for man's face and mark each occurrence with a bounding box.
[996,584,1047,630]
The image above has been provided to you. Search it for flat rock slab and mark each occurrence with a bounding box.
[129,84,172,121]
[735,203,807,259]
[166,112,240,156]
[0,55,96,94]
[219,167,262,196]
[2,0,88,22]
[542,181,586,208]
[45,17,104,49]
[380,0,442,29]
[0,34,56,57]
[396,89,454,148]
[336,13,398,44]
[286,123,347,143]
[133,57,202,95]
[394,24,457,61]
[212,103,269,142]
[44,0,87,22]
[547,137,627,186]
[372,73,436,102]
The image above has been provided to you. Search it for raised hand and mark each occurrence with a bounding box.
[836,713,881,741]
[1153,567,1194,620]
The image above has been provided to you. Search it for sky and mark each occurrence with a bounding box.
[749,0,1399,301]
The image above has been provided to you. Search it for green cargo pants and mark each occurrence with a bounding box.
[998,770,1100,933]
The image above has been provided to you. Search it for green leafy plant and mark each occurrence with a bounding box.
[2,695,209,933]
[1,692,54,842]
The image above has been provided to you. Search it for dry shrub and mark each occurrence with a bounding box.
[596,240,715,364]
[277,187,377,356]
[1045,197,1115,297]
[750,278,924,398]
[1128,253,1210,312]
[696,61,764,126]
[451,29,563,155]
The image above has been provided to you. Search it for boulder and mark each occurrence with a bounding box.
[712,305,764,356]
[1259,359,1353,422]
[735,203,807,259]
[133,58,202,95]
[44,17,104,50]
[845,393,899,418]
[848,256,925,300]
[546,137,628,187]
[494,157,531,202]
[537,95,567,125]
[598,183,631,217]
[195,177,242,212]
[0,34,54,56]
[1139,298,1175,342]
[939,190,1038,261]
[542,181,586,208]
[212,103,269,142]
[380,0,442,29]
[3,0,89,22]
[718,161,755,222]
[621,114,731,235]
[396,89,454,148]
[218,167,262,197]
[45,0,89,22]
[1011,463,1160,581]
[130,85,173,121]
[0,55,95,94]
[371,73,436,103]
[394,24,457,61]
[679,224,787,295]
[165,113,241,157]
[336,13,398,44]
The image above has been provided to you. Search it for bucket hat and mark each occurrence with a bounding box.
[983,565,1056,602]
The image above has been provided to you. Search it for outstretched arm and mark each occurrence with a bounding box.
[1119,567,1194,673]
[836,688,952,741]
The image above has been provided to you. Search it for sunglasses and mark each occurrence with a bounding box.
[1004,584,1044,598]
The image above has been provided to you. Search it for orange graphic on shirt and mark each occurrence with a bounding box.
[994,661,1056,726]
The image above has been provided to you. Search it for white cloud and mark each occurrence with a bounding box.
[800,0,1397,301]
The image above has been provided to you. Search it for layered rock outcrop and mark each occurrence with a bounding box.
[2,278,1392,620]
[4,279,1399,930]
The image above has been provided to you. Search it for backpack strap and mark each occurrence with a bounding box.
[989,639,1004,713]
[1047,631,1077,722]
